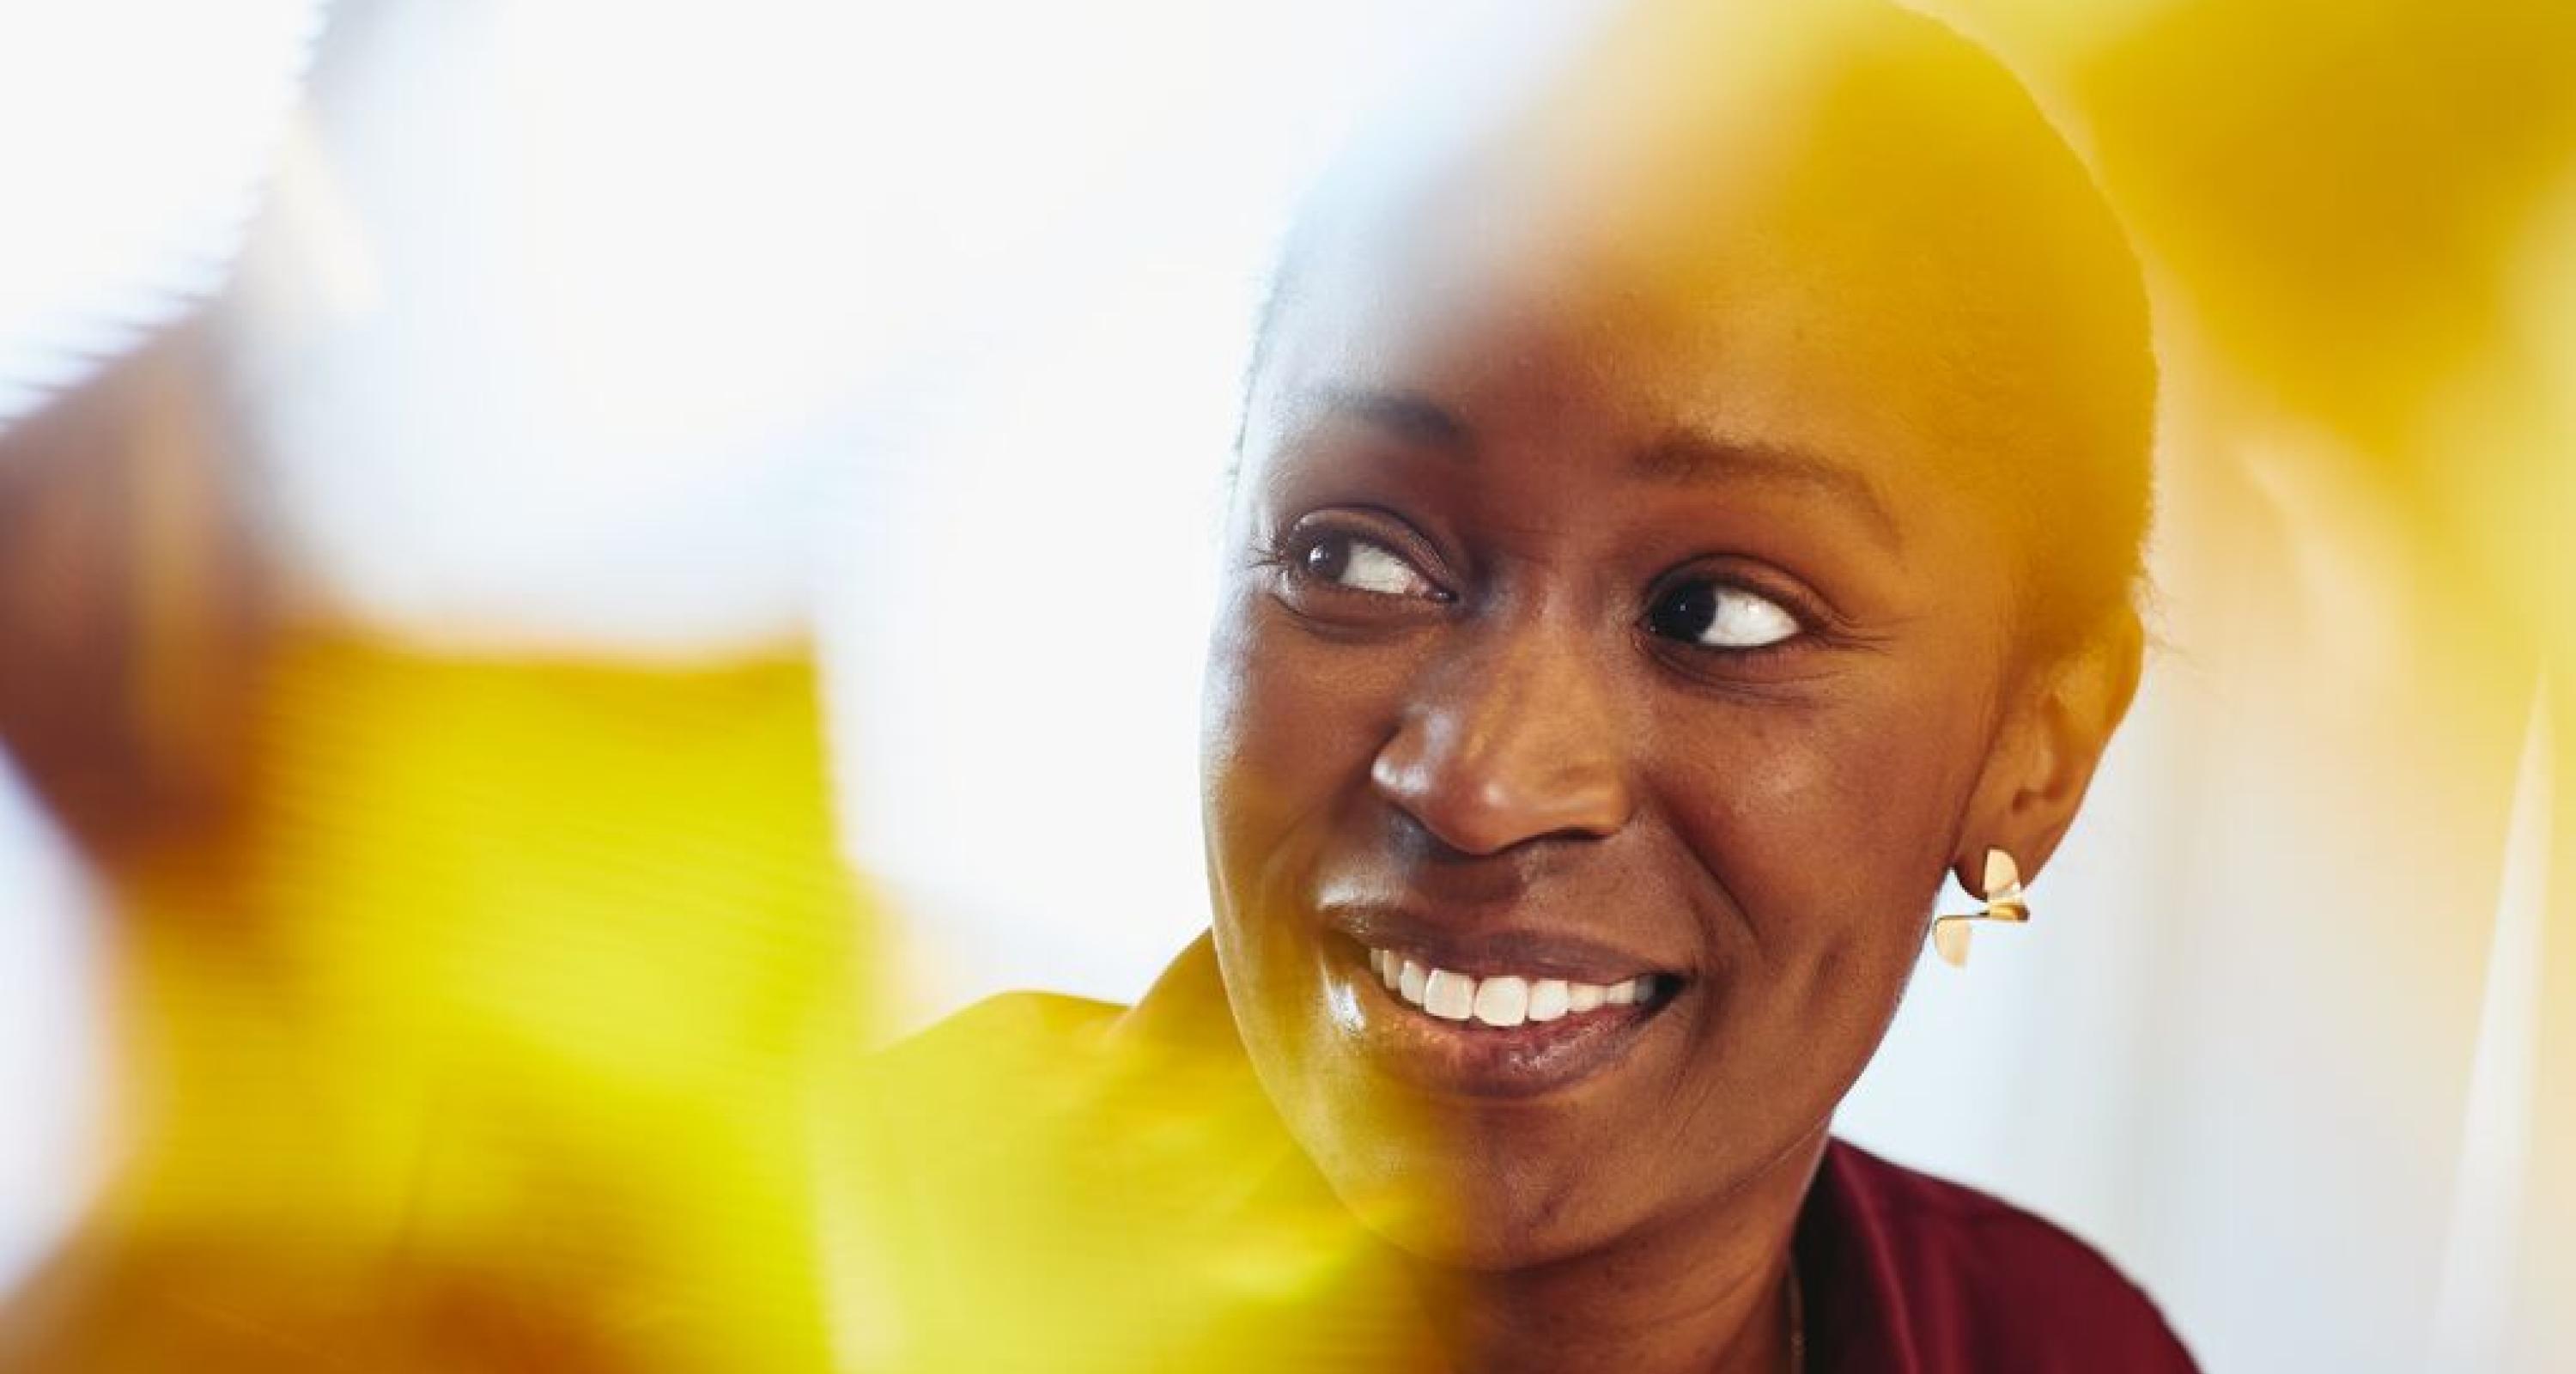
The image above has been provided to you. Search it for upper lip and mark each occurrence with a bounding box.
[1321,901,1677,985]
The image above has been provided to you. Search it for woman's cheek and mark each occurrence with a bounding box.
[1656,694,1965,955]
[1212,601,1413,827]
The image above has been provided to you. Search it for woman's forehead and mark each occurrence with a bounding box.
[1242,0,2146,506]
[1243,189,2007,514]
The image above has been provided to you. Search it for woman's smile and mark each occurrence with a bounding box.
[1313,907,1691,1100]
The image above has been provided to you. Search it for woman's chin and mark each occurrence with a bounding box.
[1316,1159,1608,1274]
[1387,1225,1563,1274]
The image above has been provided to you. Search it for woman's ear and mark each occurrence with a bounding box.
[1959,608,2146,891]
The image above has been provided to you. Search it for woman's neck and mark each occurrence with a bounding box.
[1408,1126,1827,1374]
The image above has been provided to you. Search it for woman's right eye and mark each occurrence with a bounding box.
[1294,532,1440,599]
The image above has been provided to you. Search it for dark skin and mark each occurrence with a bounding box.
[1198,6,2146,1371]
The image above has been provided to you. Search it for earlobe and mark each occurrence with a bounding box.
[1938,615,2140,967]
[1959,608,2146,889]
[1930,847,2030,966]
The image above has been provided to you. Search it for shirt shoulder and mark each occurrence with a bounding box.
[878,989,1126,1067]
[1810,1140,2200,1373]
[850,991,1128,1172]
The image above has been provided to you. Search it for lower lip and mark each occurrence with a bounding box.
[1328,943,1678,1102]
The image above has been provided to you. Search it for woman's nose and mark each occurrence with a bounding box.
[1367,624,1636,856]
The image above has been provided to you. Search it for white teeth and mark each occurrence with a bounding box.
[1369,951,1650,1028]
[1423,970,1475,1021]
[1471,976,1529,1028]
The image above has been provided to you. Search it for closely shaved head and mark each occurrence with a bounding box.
[1249,0,2154,663]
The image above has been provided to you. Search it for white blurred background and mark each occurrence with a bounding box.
[2,2,2567,1370]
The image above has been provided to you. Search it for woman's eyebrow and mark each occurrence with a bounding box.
[1632,429,1902,550]
[1310,386,1473,453]
[1301,387,1902,551]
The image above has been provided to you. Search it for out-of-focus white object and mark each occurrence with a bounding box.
[226,0,1595,658]
[0,757,100,1297]
[0,0,323,430]
[228,1,870,653]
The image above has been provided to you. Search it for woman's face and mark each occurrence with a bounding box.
[1199,148,2120,1267]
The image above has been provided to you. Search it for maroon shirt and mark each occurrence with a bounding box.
[1795,1139,2198,1371]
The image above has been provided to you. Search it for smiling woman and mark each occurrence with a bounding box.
[838,2,2187,1371]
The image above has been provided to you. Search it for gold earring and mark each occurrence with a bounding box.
[1931,848,2028,968]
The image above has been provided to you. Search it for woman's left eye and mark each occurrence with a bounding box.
[1298,532,1438,598]
[1644,580,1801,649]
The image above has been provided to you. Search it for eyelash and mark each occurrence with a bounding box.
[1261,516,1832,663]
[1259,520,1454,603]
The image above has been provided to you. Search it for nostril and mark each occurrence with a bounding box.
[1377,738,1631,850]
[1379,799,1492,868]
[1376,757,1631,865]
